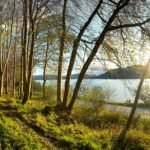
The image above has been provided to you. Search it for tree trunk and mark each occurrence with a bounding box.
[43,34,49,100]
[0,73,3,96]
[22,65,33,104]
[113,58,150,149]
[62,0,103,108]
[57,0,67,106]
[43,62,46,100]
[22,0,28,102]
[22,8,35,104]
[22,82,30,104]
[67,0,130,113]
[5,65,8,94]
[12,50,16,96]
[12,16,18,97]
[19,53,24,99]
[30,79,33,98]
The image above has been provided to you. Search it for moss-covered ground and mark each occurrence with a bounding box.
[0,95,150,150]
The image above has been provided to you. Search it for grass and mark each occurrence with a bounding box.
[0,94,150,149]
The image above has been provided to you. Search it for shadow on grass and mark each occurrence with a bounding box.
[0,103,71,149]
[0,104,56,140]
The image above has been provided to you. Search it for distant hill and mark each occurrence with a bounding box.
[33,74,96,80]
[33,65,150,80]
[33,75,57,80]
[96,65,150,79]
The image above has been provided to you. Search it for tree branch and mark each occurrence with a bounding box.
[109,18,150,31]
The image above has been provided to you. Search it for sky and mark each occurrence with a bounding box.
[34,0,150,76]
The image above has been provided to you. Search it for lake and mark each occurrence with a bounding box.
[35,79,150,103]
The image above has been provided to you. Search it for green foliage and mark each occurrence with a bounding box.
[32,81,57,101]
[133,83,150,104]
[72,106,127,129]
[0,114,41,150]
[44,84,57,100]
[123,130,150,150]
[78,85,106,106]
[139,83,150,104]
[132,117,150,133]
[0,97,150,150]
[32,81,42,93]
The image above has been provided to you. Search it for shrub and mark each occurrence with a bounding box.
[32,81,42,93]
[72,106,127,129]
[133,83,150,104]
[123,130,150,150]
[44,84,57,100]
[78,86,106,107]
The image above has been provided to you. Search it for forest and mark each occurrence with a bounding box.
[0,0,150,149]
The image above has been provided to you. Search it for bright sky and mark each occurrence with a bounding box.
[34,0,150,76]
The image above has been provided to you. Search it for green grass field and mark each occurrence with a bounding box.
[0,95,150,150]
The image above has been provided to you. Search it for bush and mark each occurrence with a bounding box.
[32,81,42,93]
[123,130,150,150]
[78,86,106,107]
[32,81,57,100]
[72,106,127,129]
[133,83,150,104]
[44,84,57,100]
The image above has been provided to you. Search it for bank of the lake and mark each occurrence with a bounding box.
[103,103,150,119]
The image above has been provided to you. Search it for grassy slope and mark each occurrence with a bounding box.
[0,95,150,150]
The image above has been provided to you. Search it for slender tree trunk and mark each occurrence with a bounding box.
[43,61,47,100]
[57,0,67,106]
[0,38,2,96]
[0,73,3,96]
[12,46,16,96]
[19,53,24,99]
[22,47,34,104]
[22,11,35,104]
[30,79,33,98]
[43,67,46,100]
[43,35,49,100]
[5,65,8,94]
[113,58,150,149]
[22,0,31,104]
[62,0,103,108]
[22,0,28,102]
[12,17,18,97]
[22,0,28,99]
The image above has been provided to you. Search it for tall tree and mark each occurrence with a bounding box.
[57,0,67,106]
[62,0,150,113]
[62,0,103,109]
[22,0,50,104]
[0,0,16,96]
[113,58,150,149]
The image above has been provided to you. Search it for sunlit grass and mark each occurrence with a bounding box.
[0,95,150,149]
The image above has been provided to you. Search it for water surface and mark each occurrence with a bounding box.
[35,79,150,103]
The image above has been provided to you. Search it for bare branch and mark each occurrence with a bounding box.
[109,18,150,31]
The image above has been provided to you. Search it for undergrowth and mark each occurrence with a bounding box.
[0,95,150,150]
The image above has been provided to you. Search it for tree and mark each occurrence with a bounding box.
[113,58,150,149]
[0,0,16,96]
[57,0,67,105]
[62,0,104,110]
[21,0,50,104]
[61,0,150,113]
